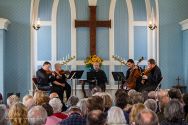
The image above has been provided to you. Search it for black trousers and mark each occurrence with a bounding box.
[51,83,71,101]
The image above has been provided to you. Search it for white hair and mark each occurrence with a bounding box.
[144,99,158,112]
[107,106,127,125]
[7,95,19,107]
[49,98,62,113]
[28,106,47,125]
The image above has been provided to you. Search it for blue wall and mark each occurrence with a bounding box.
[159,0,188,88]
[183,30,188,86]
[0,0,31,98]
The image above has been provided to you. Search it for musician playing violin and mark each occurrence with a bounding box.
[141,59,162,92]
[36,61,54,91]
[125,59,142,91]
[51,63,71,101]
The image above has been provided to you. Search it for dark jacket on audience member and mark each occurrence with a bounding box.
[59,113,86,125]
[160,120,188,125]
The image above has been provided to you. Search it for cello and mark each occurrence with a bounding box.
[124,57,144,89]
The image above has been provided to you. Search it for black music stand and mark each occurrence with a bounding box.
[68,70,84,96]
[112,72,126,89]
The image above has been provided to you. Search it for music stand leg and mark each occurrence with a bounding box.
[75,79,77,96]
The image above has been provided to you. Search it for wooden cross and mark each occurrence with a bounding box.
[75,6,111,55]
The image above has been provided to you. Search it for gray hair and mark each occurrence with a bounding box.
[67,96,79,107]
[107,106,127,125]
[144,99,158,112]
[7,95,19,107]
[49,98,62,113]
[28,106,47,125]
[135,109,159,125]
[164,99,184,122]
[0,104,8,125]
[77,98,88,116]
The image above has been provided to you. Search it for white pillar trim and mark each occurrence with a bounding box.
[109,0,116,87]
[155,0,160,65]
[126,0,134,59]
[69,0,77,70]
[179,19,188,31]
[30,0,40,92]
[0,18,10,30]
[133,21,147,26]
[51,0,59,61]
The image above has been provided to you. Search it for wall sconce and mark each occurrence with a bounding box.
[148,20,157,30]
[33,18,40,30]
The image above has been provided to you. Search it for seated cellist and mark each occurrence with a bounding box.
[125,59,142,91]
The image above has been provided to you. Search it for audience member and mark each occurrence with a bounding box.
[0,92,3,104]
[87,110,107,125]
[59,106,86,125]
[130,103,146,124]
[135,109,159,125]
[67,96,79,108]
[161,99,188,125]
[168,88,182,102]
[7,94,19,108]
[8,102,28,125]
[77,98,88,117]
[107,106,128,125]
[33,90,50,105]
[49,97,68,119]
[183,93,188,122]
[144,99,158,113]
[28,105,48,125]
[87,96,104,112]
[0,104,9,125]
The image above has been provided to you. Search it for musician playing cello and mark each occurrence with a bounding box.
[141,59,162,92]
[125,59,142,91]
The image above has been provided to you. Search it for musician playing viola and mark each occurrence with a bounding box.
[36,61,55,91]
[125,59,142,91]
[51,63,71,101]
[141,59,162,92]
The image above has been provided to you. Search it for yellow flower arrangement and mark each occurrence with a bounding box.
[84,55,103,69]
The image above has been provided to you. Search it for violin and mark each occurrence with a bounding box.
[141,67,153,84]
[59,70,70,75]
[45,70,53,75]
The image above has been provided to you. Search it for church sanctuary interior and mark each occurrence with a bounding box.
[1,0,188,125]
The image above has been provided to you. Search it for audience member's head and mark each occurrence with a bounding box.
[28,105,47,125]
[128,89,137,97]
[67,96,79,107]
[91,86,102,95]
[157,89,169,108]
[115,91,128,109]
[87,96,104,112]
[7,94,19,108]
[99,92,113,111]
[49,98,62,113]
[8,102,28,125]
[135,109,159,125]
[148,91,157,100]
[144,99,158,113]
[115,89,127,98]
[164,99,184,122]
[42,103,53,116]
[0,104,8,125]
[107,106,127,125]
[168,88,182,101]
[87,110,107,125]
[130,92,144,104]
[49,92,59,99]
[22,94,33,104]
[77,98,88,117]
[68,106,82,115]
[33,90,50,105]
[130,103,146,124]
[183,93,188,105]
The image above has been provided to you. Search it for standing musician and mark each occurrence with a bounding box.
[36,61,54,91]
[125,59,142,91]
[141,59,162,92]
[51,63,71,101]
[89,62,108,92]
